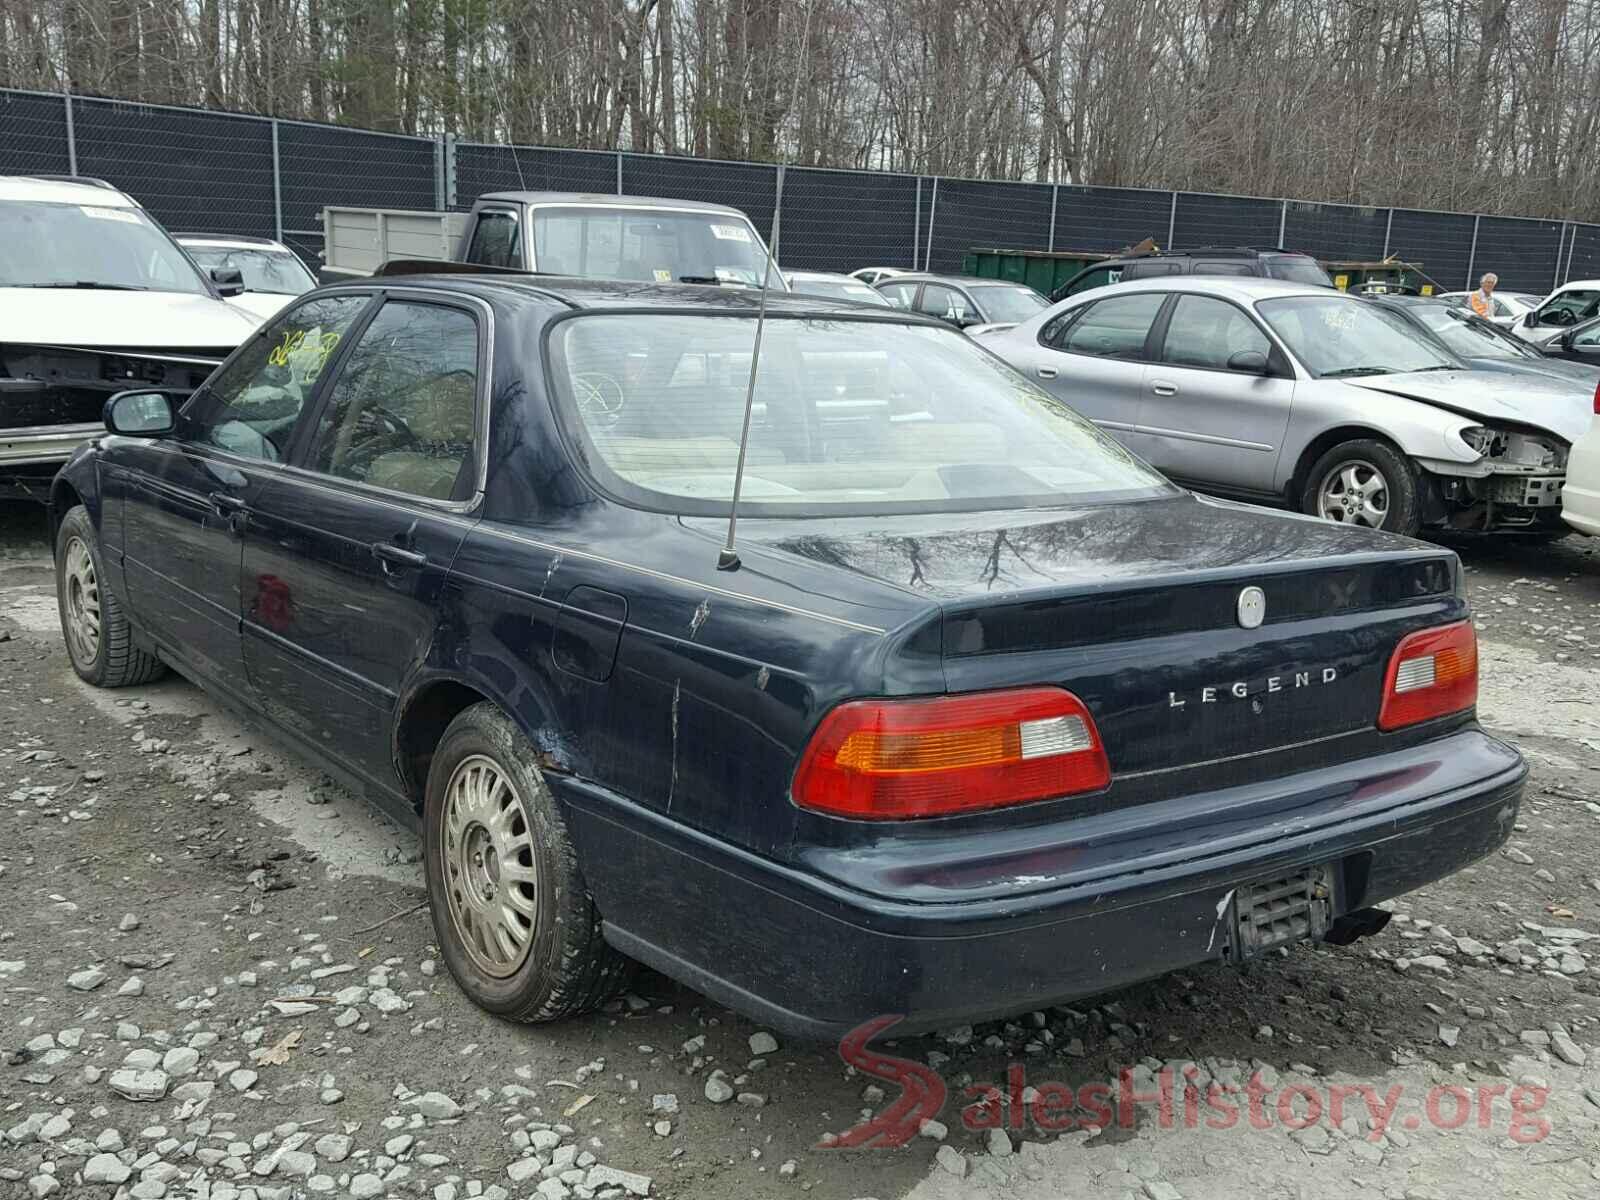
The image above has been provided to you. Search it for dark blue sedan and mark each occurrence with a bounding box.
[49,273,1525,1038]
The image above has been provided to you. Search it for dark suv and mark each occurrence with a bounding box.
[1051,246,1332,301]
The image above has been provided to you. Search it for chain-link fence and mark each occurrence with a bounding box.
[4,85,1599,294]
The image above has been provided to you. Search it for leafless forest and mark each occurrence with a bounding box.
[3,0,1599,221]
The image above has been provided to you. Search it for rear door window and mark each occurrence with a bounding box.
[1057,293,1166,359]
[303,301,481,502]
[465,210,520,268]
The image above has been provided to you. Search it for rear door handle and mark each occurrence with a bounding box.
[1150,380,1178,396]
[372,541,429,571]
[1036,366,1058,380]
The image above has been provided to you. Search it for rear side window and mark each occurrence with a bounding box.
[1121,261,1183,281]
[1159,295,1272,371]
[1192,261,1255,277]
[1262,255,1334,286]
[305,302,480,501]
[466,211,520,268]
[1057,293,1166,359]
[1058,264,1121,298]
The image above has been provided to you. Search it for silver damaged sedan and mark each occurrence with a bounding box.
[983,277,1591,536]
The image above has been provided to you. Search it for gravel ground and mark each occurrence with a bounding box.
[4,500,1600,1200]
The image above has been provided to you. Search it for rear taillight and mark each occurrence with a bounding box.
[1592,378,1599,415]
[792,687,1110,819]
[1377,621,1478,731]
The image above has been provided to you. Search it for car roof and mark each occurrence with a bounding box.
[0,175,138,206]
[325,272,948,321]
[784,270,860,282]
[175,233,293,251]
[880,273,1032,288]
[1067,275,1331,304]
[1555,279,1600,291]
[479,191,751,218]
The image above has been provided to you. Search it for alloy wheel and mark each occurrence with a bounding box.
[62,536,102,667]
[441,754,539,977]
[1316,459,1391,529]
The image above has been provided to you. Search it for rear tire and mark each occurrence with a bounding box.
[1300,439,1422,538]
[54,505,165,688]
[423,702,631,1022]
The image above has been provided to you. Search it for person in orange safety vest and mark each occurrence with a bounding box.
[1467,272,1499,318]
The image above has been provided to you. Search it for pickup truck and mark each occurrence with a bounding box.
[321,192,786,290]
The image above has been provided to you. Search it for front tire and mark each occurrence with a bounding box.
[54,505,165,688]
[423,702,630,1022]
[1301,439,1422,537]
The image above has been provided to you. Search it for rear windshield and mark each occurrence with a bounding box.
[530,206,781,288]
[1262,255,1333,287]
[0,199,209,294]
[788,278,891,305]
[548,313,1171,517]
[969,284,1049,323]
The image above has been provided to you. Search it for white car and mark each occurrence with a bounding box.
[1564,381,1600,537]
[176,233,316,323]
[1505,279,1600,342]
[849,266,913,286]
[1439,289,1541,328]
[0,175,259,497]
[782,270,893,306]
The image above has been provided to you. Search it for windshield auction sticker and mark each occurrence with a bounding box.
[710,224,753,242]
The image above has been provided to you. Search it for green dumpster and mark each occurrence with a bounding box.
[963,248,1114,295]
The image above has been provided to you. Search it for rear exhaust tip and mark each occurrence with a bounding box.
[1321,906,1393,946]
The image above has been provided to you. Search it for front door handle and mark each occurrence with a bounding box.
[372,541,429,572]
[1150,380,1178,396]
[1036,366,1058,380]
[208,491,249,534]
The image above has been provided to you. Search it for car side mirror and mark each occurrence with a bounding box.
[210,266,245,297]
[105,390,176,437]
[1227,350,1271,375]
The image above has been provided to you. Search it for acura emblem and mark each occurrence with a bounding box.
[1237,586,1266,629]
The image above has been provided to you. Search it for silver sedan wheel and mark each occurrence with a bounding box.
[441,754,539,978]
[62,536,102,667]
[1316,459,1390,529]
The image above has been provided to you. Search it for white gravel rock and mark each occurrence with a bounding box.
[83,1154,132,1184]
[227,1068,259,1093]
[748,1032,779,1056]
[108,1068,169,1102]
[161,1047,199,1076]
[67,968,108,991]
[313,1134,352,1163]
[585,1165,652,1196]
[348,1173,384,1198]
[407,1091,462,1120]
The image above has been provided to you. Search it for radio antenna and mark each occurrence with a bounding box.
[716,162,785,572]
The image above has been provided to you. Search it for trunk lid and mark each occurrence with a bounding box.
[742,493,1464,799]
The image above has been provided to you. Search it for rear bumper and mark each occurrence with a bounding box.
[561,727,1524,1040]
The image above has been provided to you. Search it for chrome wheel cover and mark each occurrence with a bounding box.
[441,754,538,977]
[1317,459,1390,529]
[62,536,102,667]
